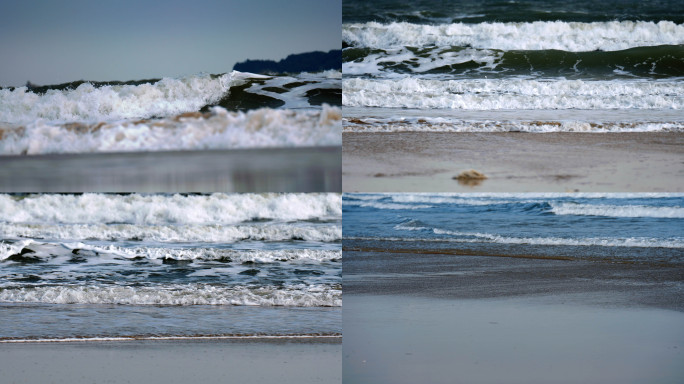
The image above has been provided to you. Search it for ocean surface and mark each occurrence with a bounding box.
[0,70,341,154]
[0,193,341,341]
[343,193,684,265]
[343,192,684,383]
[343,0,684,132]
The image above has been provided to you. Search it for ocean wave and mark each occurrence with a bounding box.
[347,234,684,249]
[343,45,684,79]
[343,21,684,52]
[0,223,342,243]
[342,78,684,110]
[0,284,341,306]
[343,0,684,25]
[0,70,341,125]
[344,192,684,200]
[343,117,684,133]
[0,193,341,225]
[550,203,684,218]
[0,241,340,263]
[0,72,237,124]
[342,199,432,210]
[0,104,341,154]
[344,194,684,211]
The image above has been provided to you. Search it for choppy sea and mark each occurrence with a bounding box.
[0,70,341,155]
[343,0,684,132]
[0,193,341,342]
[343,193,684,264]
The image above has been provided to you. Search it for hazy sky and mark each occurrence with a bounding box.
[0,0,341,86]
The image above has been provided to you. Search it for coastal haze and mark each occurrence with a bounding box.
[0,0,341,87]
[0,1,342,383]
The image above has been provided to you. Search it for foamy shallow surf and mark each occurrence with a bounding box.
[343,117,684,133]
[0,241,340,262]
[0,104,341,155]
[0,193,341,224]
[343,21,684,52]
[0,193,342,339]
[343,78,684,110]
[0,335,342,343]
[0,70,341,124]
[343,194,684,256]
[342,3,684,136]
[0,284,341,306]
[345,235,684,249]
[0,73,234,124]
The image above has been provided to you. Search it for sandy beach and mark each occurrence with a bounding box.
[344,295,683,384]
[0,338,341,384]
[343,132,684,192]
[343,249,684,383]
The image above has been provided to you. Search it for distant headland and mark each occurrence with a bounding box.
[233,50,341,74]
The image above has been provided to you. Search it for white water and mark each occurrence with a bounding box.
[343,117,684,132]
[0,284,341,306]
[550,203,684,218]
[0,223,342,243]
[0,73,240,124]
[0,104,341,154]
[343,78,684,110]
[0,193,341,225]
[343,21,684,51]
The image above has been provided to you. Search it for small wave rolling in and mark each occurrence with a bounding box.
[0,193,341,341]
[0,70,342,154]
[342,0,684,133]
[343,193,684,263]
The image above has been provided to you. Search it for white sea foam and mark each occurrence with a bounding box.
[343,78,684,110]
[550,203,684,218]
[0,104,341,154]
[343,47,501,76]
[345,192,684,200]
[0,223,341,243]
[342,200,432,210]
[348,233,684,249]
[343,21,684,51]
[343,117,684,132]
[0,239,35,261]
[0,193,341,225]
[0,73,239,124]
[33,243,341,263]
[245,71,341,109]
[0,335,342,343]
[387,195,519,206]
[0,284,341,306]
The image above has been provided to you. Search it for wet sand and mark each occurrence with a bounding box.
[0,146,341,193]
[344,295,684,384]
[343,248,684,310]
[0,338,341,384]
[343,132,684,192]
[343,249,684,383]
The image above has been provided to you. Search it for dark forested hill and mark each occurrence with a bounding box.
[233,50,341,74]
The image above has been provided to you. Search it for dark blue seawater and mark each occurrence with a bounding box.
[343,193,684,264]
[0,193,341,341]
[343,0,684,131]
[344,0,684,24]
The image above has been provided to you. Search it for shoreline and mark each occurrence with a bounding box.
[343,249,684,311]
[0,146,341,193]
[0,334,342,344]
[344,293,684,384]
[0,338,341,384]
[343,132,684,192]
